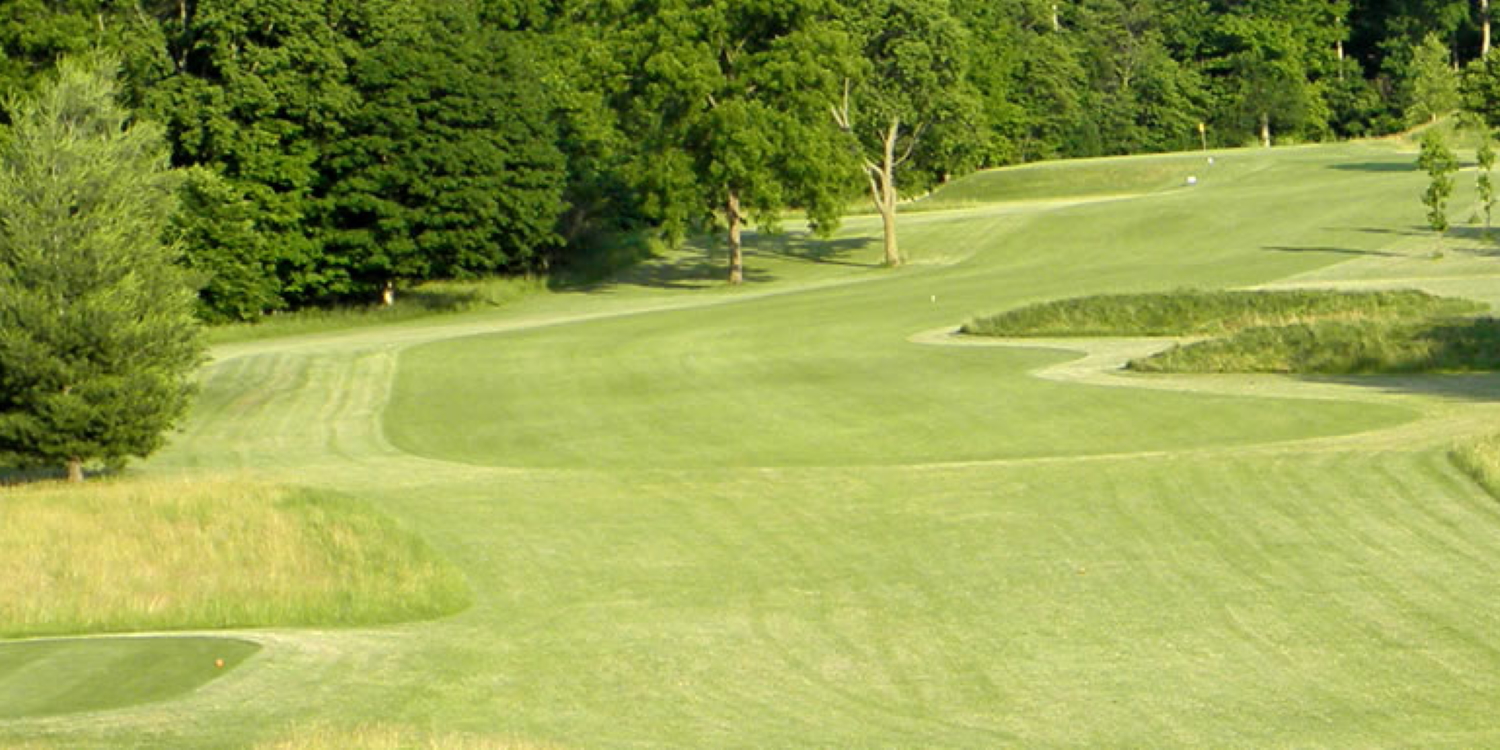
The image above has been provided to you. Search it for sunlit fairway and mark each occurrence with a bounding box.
[9,140,1500,747]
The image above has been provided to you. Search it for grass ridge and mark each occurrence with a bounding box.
[963,288,1483,338]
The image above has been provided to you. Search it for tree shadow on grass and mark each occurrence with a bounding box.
[0,465,116,486]
[591,251,777,291]
[755,233,879,268]
[1305,371,1500,402]
[573,229,877,292]
[1328,161,1420,173]
[1439,225,1500,250]
[1337,225,1431,238]
[1263,245,1402,257]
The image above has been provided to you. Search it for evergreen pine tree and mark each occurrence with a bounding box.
[0,56,204,482]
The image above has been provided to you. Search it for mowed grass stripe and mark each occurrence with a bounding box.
[331,452,1500,746]
[0,637,259,719]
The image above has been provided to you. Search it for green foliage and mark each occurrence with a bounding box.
[1418,129,1458,235]
[1129,317,1500,373]
[838,0,982,190]
[1461,54,1500,130]
[1211,14,1316,146]
[0,56,204,478]
[169,167,282,322]
[322,1,566,297]
[3,0,1492,319]
[957,1,1088,163]
[1407,33,1460,125]
[835,0,980,265]
[963,289,1483,337]
[610,0,856,279]
[1480,135,1497,234]
[1069,0,1209,155]
[0,1,123,119]
[141,0,366,308]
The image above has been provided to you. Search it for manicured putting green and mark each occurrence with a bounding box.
[0,637,259,719]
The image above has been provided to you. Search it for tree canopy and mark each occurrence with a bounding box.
[4,0,1500,315]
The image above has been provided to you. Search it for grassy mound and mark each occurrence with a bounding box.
[0,479,470,637]
[913,151,1212,210]
[1129,317,1500,374]
[963,289,1484,338]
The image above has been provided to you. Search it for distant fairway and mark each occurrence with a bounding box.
[9,141,1500,747]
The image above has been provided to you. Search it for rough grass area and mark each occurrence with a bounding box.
[254,725,554,750]
[1129,317,1500,373]
[963,289,1484,338]
[1453,434,1500,499]
[0,479,470,637]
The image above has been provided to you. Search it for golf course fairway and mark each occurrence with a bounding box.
[5,142,1500,747]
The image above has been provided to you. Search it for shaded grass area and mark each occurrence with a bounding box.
[0,479,469,637]
[963,288,1483,337]
[0,637,258,719]
[206,277,548,346]
[1130,317,1500,373]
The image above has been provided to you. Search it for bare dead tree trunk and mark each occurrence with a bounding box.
[876,119,902,267]
[1260,112,1272,148]
[67,458,84,483]
[1485,0,1493,58]
[727,188,744,285]
[832,84,918,270]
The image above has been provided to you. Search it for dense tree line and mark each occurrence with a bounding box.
[2,0,1497,317]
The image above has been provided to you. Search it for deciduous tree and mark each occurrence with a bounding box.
[832,0,979,267]
[1407,33,1460,124]
[611,0,855,284]
[1476,131,1495,233]
[1418,128,1458,238]
[321,0,566,300]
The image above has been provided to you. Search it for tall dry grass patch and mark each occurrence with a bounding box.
[1453,435,1500,499]
[0,478,469,637]
[255,725,558,750]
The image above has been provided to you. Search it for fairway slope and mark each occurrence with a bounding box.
[8,141,1500,748]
